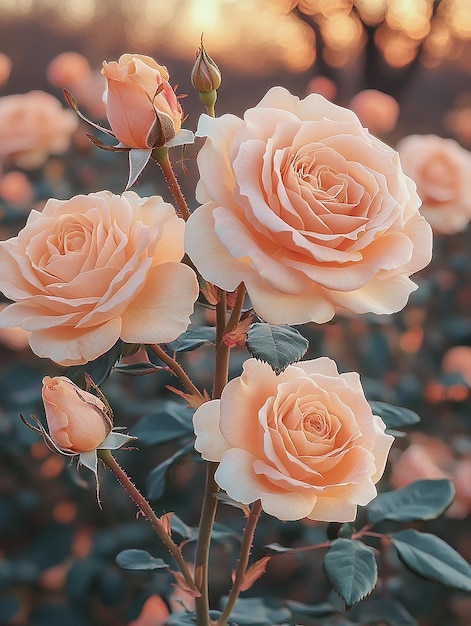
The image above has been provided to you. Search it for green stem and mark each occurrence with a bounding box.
[194,290,230,625]
[224,283,246,334]
[152,147,191,221]
[149,343,205,402]
[218,501,263,626]
[98,449,198,594]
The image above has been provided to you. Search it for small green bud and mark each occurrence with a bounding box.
[191,43,221,94]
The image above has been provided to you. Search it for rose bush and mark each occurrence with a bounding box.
[185,87,432,325]
[0,90,78,169]
[102,54,182,148]
[397,134,471,234]
[42,376,111,453]
[0,190,199,365]
[193,357,394,522]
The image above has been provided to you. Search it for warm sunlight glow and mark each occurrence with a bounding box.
[354,0,387,25]
[0,0,470,72]
[321,13,364,51]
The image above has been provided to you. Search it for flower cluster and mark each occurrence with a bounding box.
[0,45,454,626]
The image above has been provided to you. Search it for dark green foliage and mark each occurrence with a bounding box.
[323,539,378,608]
[115,549,169,571]
[367,479,455,523]
[391,529,471,592]
[246,323,309,373]
[368,400,420,429]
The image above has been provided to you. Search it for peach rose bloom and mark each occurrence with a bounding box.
[185,87,432,325]
[442,346,471,385]
[349,89,399,135]
[397,134,471,234]
[0,91,78,169]
[451,458,471,518]
[390,443,449,490]
[42,376,111,453]
[102,54,182,148]
[0,191,199,365]
[306,76,337,101]
[46,52,91,88]
[0,171,34,207]
[0,53,12,87]
[193,357,394,522]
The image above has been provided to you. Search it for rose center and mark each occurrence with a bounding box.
[298,399,332,438]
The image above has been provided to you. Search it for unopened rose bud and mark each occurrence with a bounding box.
[102,54,182,149]
[191,44,221,94]
[42,376,112,453]
[191,43,221,115]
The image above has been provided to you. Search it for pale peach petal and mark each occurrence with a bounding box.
[328,274,418,315]
[244,275,335,324]
[193,400,229,461]
[260,490,318,521]
[215,448,271,504]
[185,202,248,292]
[119,262,198,343]
[29,318,122,366]
[307,497,358,522]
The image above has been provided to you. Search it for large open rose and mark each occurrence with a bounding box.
[0,191,199,365]
[397,134,471,234]
[185,87,432,325]
[193,357,394,522]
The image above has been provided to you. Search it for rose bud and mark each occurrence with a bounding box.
[42,376,112,454]
[191,44,221,93]
[101,54,183,149]
[191,43,221,114]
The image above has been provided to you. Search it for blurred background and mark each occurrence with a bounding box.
[1,1,471,625]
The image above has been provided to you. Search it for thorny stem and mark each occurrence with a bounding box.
[194,290,228,625]
[152,147,191,221]
[224,283,246,334]
[97,449,198,594]
[218,501,263,626]
[194,287,247,625]
[149,343,205,402]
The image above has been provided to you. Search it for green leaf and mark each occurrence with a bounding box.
[169,515,239,545]
[126,148,152,190]
[286,600,339,618]
[147,442,194,501]
[367,479,455,524]
[67,340,123,387]
[323,538,378,608]
[165,326,216,353]
[131,401,194,446]
[349,597,417,626]
[115,549,168,571]
[214,492,251,516]
[219,597,291,625]
[246,323,309,373]
[391,529,471,592]
[113,362,166,376]
[368,400,420,429]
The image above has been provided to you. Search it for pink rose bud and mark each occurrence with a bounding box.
[42,376,112,453]
[101,54,182,149]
